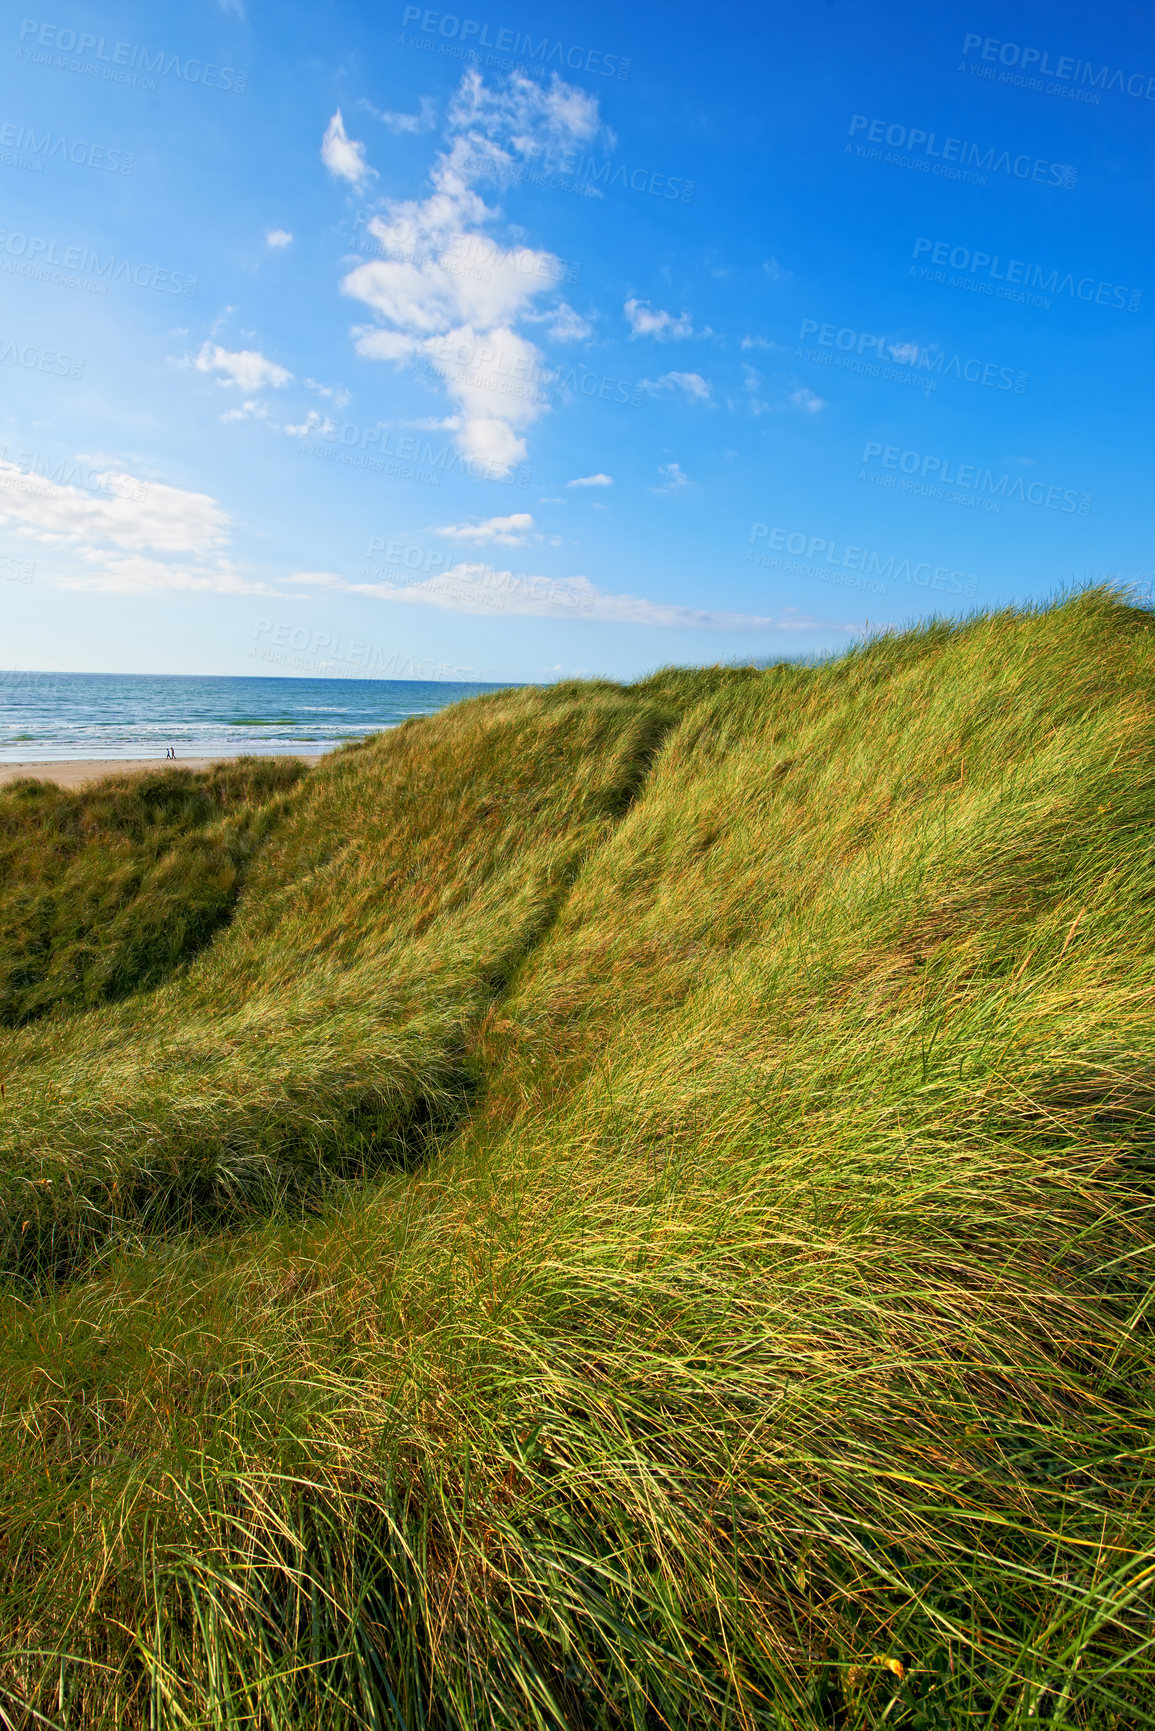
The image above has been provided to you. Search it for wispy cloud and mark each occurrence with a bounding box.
[624,298,695,340]
[219,400,272,424]
[567,472,613,487]
[305,563,851,631]
[322,109,375,189]
[0,457,280,594]
[265,228,293,248]
[363,95,438,135]
[740,363,773,416]
[652,461,690,493]
[432,512,554,547]
[336,68,607,475]
[60,555,277,595]
[0,459,223,553]
[738,368,825,417]
[642,371,711,401]
[539,302,594,341]
[286,571,345,588]
[306,378,352,407]
[282,409,336,438]
[195,342,293,391]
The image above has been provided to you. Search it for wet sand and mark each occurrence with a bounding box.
[0,753,328,791]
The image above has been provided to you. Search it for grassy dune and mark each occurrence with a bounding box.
[2,591,1154,1728]
[0,758,307,1027]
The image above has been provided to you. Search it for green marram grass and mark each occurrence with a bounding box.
[0,757,307,1027]
[1,588,1153,1729]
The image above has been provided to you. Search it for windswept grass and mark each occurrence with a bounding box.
[0,684,682,1282]
[0,757,310,1028]
[1,591,1154,1728]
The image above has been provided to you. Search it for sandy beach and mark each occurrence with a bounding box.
[0,753,328,791]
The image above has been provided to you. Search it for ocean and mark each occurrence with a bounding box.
[0,670,510,762]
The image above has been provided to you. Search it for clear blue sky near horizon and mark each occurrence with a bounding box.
[1,0,1152,684]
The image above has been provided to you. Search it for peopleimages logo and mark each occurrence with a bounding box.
[0,230,197,296]
[0,120,133,172]
[294,421,532,489]
[911,238,1142,313]
[251,622,477,683]
[847,115,1077,188]
[16,20,247,92]
[799,319,1027,392]
[961,33,1155,101]
[1,553,36,584]
[464,143,694,203]
[861,442,1091,515]
[747,524,979,597]
[0,335,84,378]
[0,447,149,499]
[399,7,630,79]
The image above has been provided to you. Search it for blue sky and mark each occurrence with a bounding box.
[1,0,1152,683]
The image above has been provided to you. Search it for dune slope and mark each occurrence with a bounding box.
[2,593,1153,1729]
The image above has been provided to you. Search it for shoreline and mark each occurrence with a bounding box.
[0,751,330,791]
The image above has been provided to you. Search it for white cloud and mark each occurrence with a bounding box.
[307,564,853,631]
[432,512,542,546]
[762,257,787,282]
[0,456,280,595]
[642,371,711,401]
[447,67,605,168]
[219,399,271,424]
[423,325,546,471]
[0,459,227,554]
[60,554,278,596]
[322,109,375,189]
[567,472,612,487]
[266,228,293,248]
[364,95,437,135]
[306,378,352,407]
[740,364,773,417]
[335,68,610,474]
[652,462,690,494]
[73,452,152,486]
[738,368,825,418]
[353,328,422,363]
[542,302,594,341]
[624,298,694,340]
[287,571,346,587]
[282,409,337,439]
[740,334,781,352]
[195,342,293,391]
